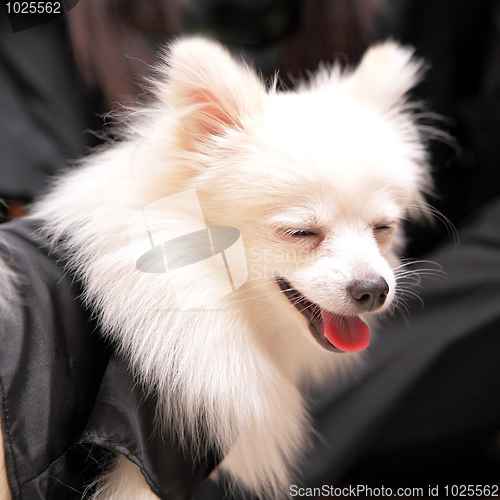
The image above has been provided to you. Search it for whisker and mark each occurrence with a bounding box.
[404,202,459,249]
[391,258,447,315]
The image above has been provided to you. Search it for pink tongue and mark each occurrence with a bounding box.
[320,309,370,352]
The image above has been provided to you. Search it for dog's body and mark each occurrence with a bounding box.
[0,38,433,499]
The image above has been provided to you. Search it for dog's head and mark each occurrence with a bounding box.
[156,38,432,353]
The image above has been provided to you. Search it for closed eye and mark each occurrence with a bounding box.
[373,222,396,245]
[283,229,317,237]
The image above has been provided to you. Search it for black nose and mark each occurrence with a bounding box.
[349,277,389,312]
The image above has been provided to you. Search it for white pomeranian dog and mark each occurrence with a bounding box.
[0,37,434,499]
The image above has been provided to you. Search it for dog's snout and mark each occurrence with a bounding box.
[349,277,389,312]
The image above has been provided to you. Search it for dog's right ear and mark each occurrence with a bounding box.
[156,38,265,147]
[349,40,425,112]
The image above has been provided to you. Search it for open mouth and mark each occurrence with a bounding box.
[277,278,371,353]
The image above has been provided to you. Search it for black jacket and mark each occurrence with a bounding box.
[0,219,219,500]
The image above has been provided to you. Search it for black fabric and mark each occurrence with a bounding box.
[0,219,220,499]
[81,355,220,500]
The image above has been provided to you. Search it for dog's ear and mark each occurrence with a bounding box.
[350,40,425,111]
[157,38,265,146]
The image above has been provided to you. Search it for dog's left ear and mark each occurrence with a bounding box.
[157,37,265,147]
[350,40,425,111]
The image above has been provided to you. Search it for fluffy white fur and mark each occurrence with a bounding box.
[1,38,433,499]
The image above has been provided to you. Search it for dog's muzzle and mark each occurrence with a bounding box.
[277,278,373,353]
